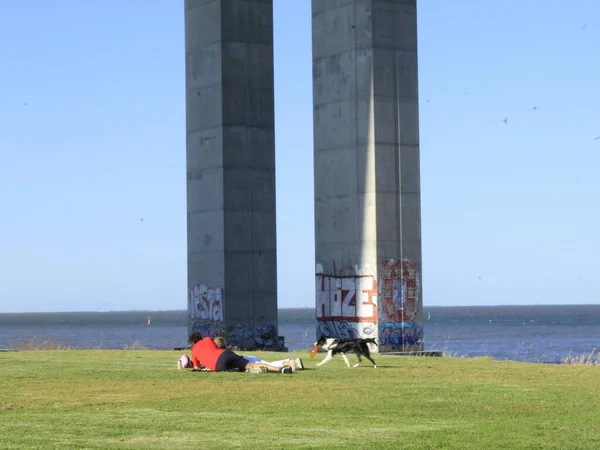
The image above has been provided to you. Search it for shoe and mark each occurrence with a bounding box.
[279,366,293,374]
[294,358,304,370]
[247,366,269,374]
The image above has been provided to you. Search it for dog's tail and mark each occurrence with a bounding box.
[364,338,378,346]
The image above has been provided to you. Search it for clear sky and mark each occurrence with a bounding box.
[0,1,598,313]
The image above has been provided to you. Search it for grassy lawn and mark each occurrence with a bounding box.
[1,350,599,449]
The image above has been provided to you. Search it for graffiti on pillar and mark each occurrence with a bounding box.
[317,320,377,339]
[189,283,224,322]
[226,322,281,350]
[190,321,226,339]
[187,284,283,349]
[254,323,279,348]
[190,321,283,350]
[187,283,283,349]
[315,270,378,342]
[378,259,423,349]
[188,283,225,339]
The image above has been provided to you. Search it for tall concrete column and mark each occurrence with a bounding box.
[312,0,423,351]
[185,0,281,350]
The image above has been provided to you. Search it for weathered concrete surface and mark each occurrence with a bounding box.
[312,0,423,351]
[185,0,281,350]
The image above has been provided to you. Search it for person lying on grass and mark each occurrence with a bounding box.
[180,332,297,374]
[212,337,303,371]
[177,337,303,372]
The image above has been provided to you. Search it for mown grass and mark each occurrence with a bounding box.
[1,350,599,449]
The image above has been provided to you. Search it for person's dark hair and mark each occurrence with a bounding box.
[189,332,203,344]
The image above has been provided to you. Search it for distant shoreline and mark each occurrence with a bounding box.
[1,304,600,315]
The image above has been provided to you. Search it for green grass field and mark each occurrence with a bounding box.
[1,350,599,449]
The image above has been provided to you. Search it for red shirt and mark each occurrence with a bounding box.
[191,338,225,371]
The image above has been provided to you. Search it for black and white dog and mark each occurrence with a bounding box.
[313,336,378,368]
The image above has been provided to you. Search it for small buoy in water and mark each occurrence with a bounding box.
[427,312,431,321]
[147,316,151,326]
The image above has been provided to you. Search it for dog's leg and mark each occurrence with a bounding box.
[340,353,351,368]
[365,355,377,368]
[352,353,362,368]
[316,351,333,367]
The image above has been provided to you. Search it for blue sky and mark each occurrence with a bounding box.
[0,1,598,313]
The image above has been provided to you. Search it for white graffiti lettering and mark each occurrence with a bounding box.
[316,274,378,321]
[189,283,223,322]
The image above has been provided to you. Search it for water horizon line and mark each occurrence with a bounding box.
[2,303,600,315]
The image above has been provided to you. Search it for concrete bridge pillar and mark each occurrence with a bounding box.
[184,0,423,352]
[312,0,423,352]
[184,0,280,350]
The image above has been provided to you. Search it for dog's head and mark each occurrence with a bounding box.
[363,338,378,346]
[314,335,328,347]
[314,335,339,351]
